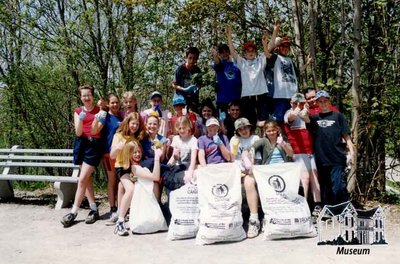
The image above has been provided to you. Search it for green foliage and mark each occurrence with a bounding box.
[0,0,399,201]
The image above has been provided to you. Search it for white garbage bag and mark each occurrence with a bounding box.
[167,183,199,240]
[129,177,168,234]
[253,163,317,240]
[195,163,246,245]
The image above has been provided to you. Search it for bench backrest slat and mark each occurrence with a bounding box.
[0,155,73,161]
[0,149,73,154]
[0,162,78,168]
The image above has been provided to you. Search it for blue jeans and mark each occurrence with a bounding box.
[318,165,350,205]
[273,98,291,123]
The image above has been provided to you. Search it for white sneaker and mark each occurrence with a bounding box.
[105,211,118,226]
[114,221,129,236]
[247,220,260,238]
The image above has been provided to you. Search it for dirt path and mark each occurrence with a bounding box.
[1,201,400,264]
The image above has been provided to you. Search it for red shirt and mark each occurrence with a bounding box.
[308,104,339,116]
[74,106,100,138]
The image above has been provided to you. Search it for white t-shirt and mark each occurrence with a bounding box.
[170,135,198,167]
[230,135,261,161]
[236,55,268,97]
[273,55,298,98]
[284,109,307,130]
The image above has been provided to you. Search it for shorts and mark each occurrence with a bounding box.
[73,136,103,167]
[102,153,116,172]
[293,154,317,173]
[115,167,131,179]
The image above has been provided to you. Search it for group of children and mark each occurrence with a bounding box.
[61,20,354,239]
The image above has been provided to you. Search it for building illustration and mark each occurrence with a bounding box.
[317,201,387,245]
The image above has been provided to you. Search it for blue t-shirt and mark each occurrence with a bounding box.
[213,60,241,103]
[268,147,285,164]
[102,113,123,153]
[141,134,167,160]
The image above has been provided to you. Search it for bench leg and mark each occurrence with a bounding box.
[0,180,14,199]
[54,182,77,210]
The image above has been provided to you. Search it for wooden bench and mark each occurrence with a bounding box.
[0,145,80,209]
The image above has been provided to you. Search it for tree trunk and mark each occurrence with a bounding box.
[348,0,361,194]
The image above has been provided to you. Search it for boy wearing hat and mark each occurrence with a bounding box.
[226,24,271,128]
[141,91,171,137]
[309,90,355,206]
[265,21,312,124]
[198,117,231,166]
[229,117,262,238]
[169,95,199,137]
[283,93,322,215]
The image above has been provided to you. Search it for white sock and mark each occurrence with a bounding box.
[89,203,97,211]
[249,213,259,222]
[118,217,124,223]
[71,205,79,215]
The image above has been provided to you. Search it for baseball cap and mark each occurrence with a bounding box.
[172,95,186,106]
[315,90,330,100]
[206,117,220,127]
[275,36,291,46]
[149,91,162,100]
[242,41,257,52]
[234,117,252,131]
[291,93,306,103]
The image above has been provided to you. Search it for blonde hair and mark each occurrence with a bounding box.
[122,91,138,112]
[121,140,143,169]
[175,115,193,132]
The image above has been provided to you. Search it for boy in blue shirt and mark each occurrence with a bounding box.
[212,44,241,117]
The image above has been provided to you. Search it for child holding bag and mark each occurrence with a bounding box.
[113,140,162,236]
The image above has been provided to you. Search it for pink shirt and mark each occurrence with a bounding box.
[74,106,100,138]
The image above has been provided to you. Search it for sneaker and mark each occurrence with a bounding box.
[61,212,77,228]
[312,205,322,217]
[105,211,118,226]
[114,221,129,236]
[85,210,99,224]
[247,219,260,239]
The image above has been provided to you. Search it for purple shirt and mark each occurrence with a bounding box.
[198,134,230,164]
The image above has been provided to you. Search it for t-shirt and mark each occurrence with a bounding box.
[283,109,313,154]
[230,135,261,161]
[308,104,340,116]
[266,53,299,99]
[111,133,135,169]
[235,55,268,97]
[173,63,201,105]
[140,134,167,160]
[170,135,198,167]
[213,60,241,103]
[198,134,230,164]
[269,147,285,164]
[101,112,123,153]
[309,111,351,166]
[74,106,100,138]
[251,138,293,165]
